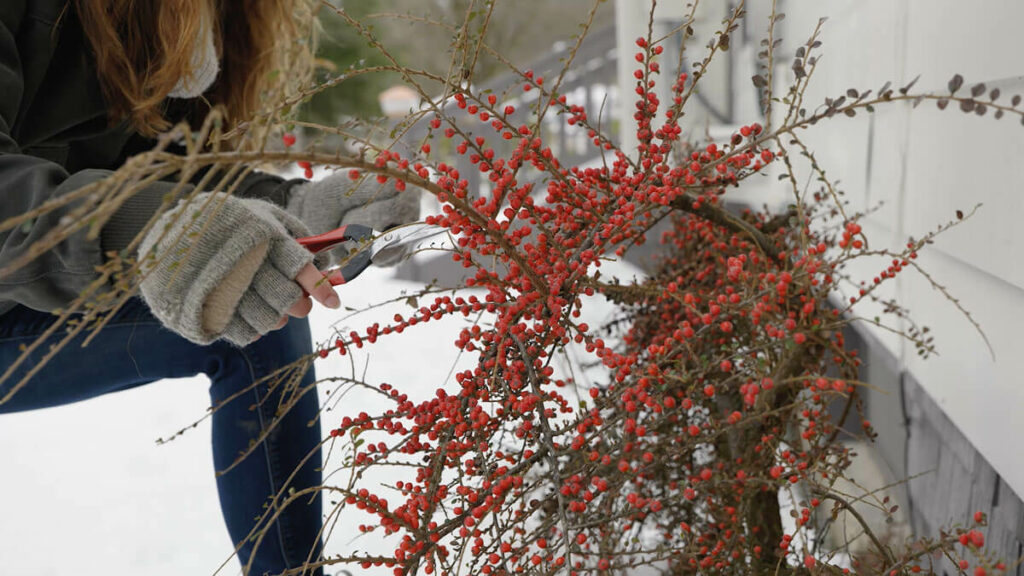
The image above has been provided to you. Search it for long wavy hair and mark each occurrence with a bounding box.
[73,0,313,136]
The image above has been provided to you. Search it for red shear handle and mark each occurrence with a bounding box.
[296,224,374,254]
[296,224,376,286]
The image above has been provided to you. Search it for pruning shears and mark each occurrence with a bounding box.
[297,222,450,285]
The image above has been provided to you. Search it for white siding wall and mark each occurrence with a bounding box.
[617,0,1024,496]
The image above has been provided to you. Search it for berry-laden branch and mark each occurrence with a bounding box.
[6,4,1020,576]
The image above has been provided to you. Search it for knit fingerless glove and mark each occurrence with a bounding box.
[286,174,420,265]
[137,192,320,346]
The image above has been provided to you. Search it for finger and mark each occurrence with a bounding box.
[251,264,305,311]
[223,315,260,347]
[295,263,340,309]
[236,290,282,334]
[287,294,313,318]
[268,235,317,280]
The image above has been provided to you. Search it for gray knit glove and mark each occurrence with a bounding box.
[137,192,321,346]
[286,173,420,265]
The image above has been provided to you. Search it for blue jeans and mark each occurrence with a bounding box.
[0,298,324,576]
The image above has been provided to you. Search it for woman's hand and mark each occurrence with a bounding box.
[286,172,420,265]
[270,262,341,330]
[137,192,339,346]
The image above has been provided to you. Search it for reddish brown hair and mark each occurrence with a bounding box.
[73,0,307,136]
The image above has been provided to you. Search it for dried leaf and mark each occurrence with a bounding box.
[960,99,975,113]
[774,13,786,22]
[995,110,1004,119]
[948,74,964,94]
[970,83,986,98]
[847,88,859,98]
[975,103,987,116]
[956,210,964,220]
[880,81,892,94]
[990,88,1001,101]
[899,74,921,95]
[752,75,767,88]
[1013,95,1022,107]
[937,99,949,110]
[844,109,856,117]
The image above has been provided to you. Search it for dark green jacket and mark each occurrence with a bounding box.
[0,1,295,315]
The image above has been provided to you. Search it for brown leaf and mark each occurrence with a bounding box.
[956,210,964,220]
[971,83,986,98]
[752,75,767,88]
[990,88,1001,101]
[960,99,976,113]
[1013,95,1022,107]
[847,88,859,98]
[937,99,949,110]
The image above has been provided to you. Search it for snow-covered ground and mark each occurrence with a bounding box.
[0,255,643,576]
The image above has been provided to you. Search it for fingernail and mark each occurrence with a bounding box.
[325,294,340,309]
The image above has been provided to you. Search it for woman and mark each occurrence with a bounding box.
[0,1,416,574]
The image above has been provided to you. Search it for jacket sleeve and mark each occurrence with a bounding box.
[0,9,300,313]
[97,161,303,260]
[0,8,184,312]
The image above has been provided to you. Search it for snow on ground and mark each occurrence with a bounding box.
[0,257,644,576]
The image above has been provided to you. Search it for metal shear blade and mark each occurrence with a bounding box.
[368,223,450,266]
[296,222,449,285]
